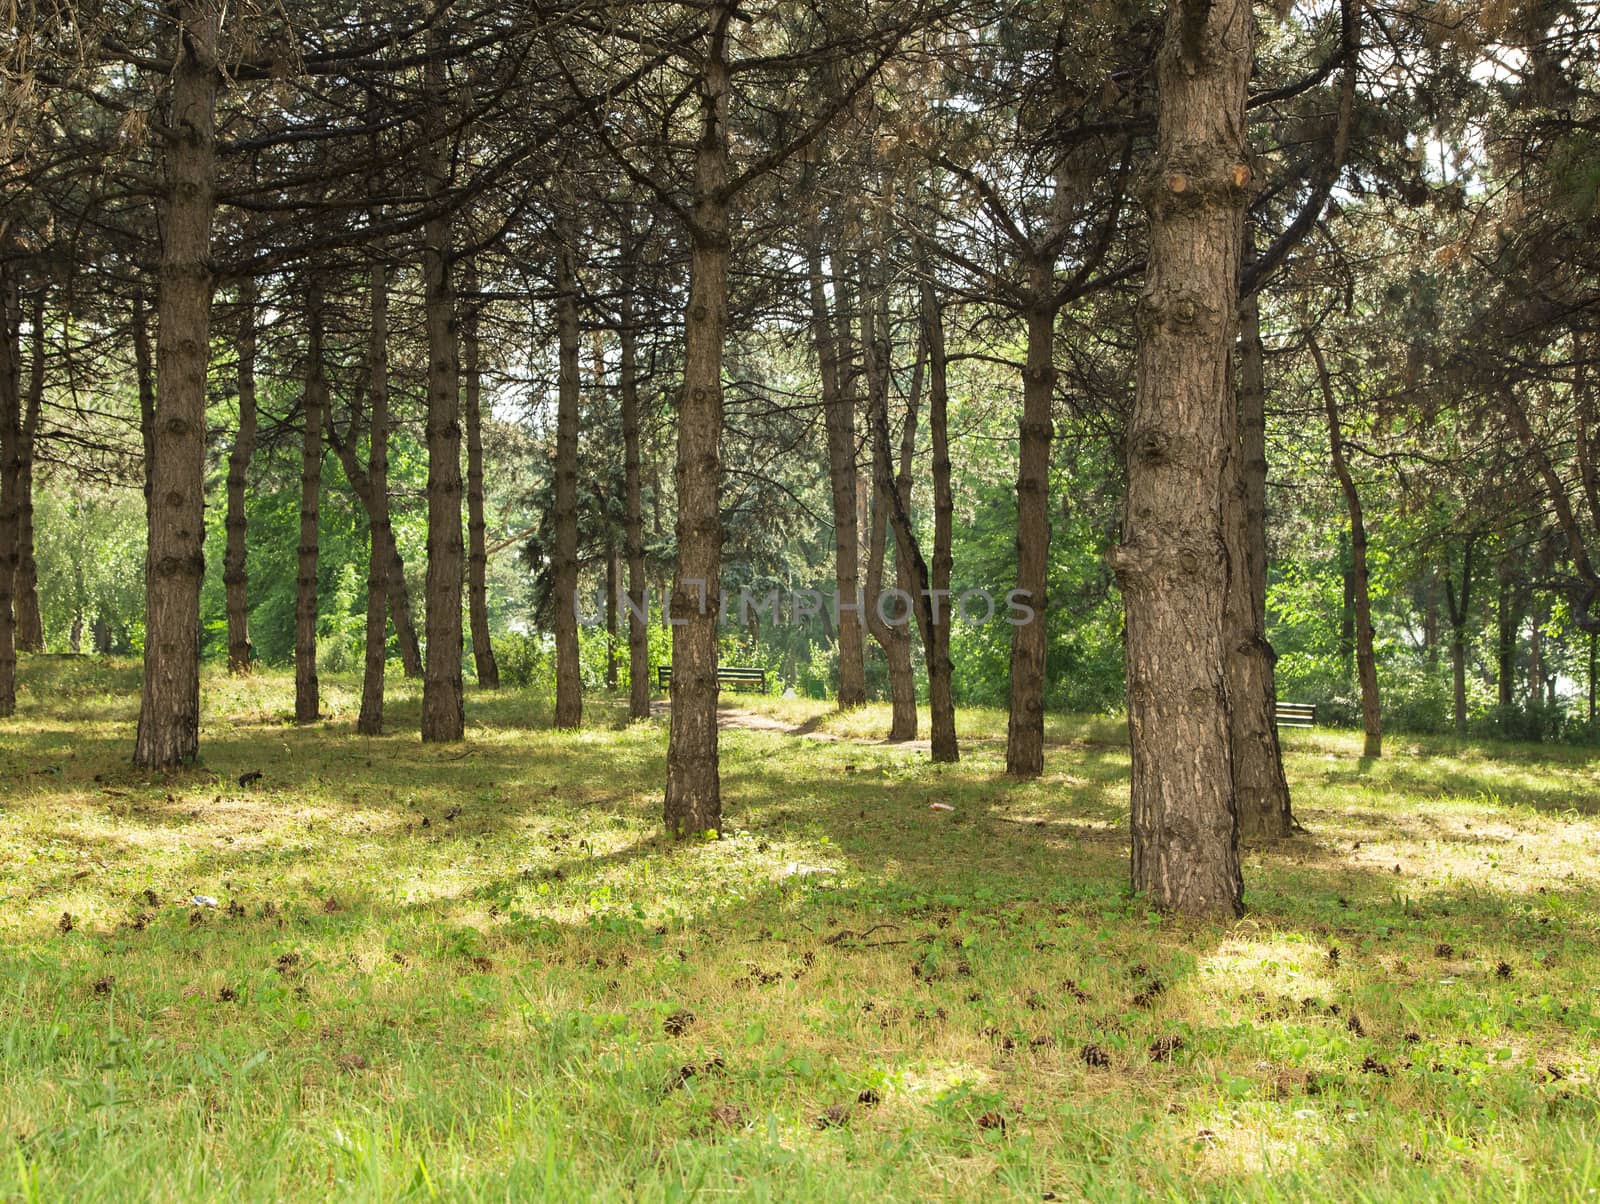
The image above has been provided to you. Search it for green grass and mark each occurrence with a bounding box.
[2,657,1598,1201]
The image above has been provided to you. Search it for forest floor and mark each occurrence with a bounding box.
[2,658,1598,1201]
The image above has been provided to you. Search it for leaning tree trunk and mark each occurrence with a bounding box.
[0,265,20,716]
[135,1,221,770]
[329,425,422,679]
[809,236,867,708]
[294,279,327,725]
[1109,0,1251,916]
[1006,280,1057,777]
[858,253,915,743]
[620,287,651,720]
[358,263,391,735]
[224,278,258,674]
[1312,337,1380,757]
[461,270,499,689]
[552,235,583,728]
[664,20,731,838]
[15,290,44,653]
[921,275,959,763]
[1227,259,1293,836]
[419,30,465,743]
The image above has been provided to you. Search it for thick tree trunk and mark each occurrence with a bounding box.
[419,35,464,743]
[1228,266,1292,835]
[135,2,221,770]
[920,275,959,762]
[224,279,257,674]
[15,290,43,653]
[1312,338,1380,757]
[858,254,915,743]
[1109,0,1251,916]
[664,17,730,837]
[1006,284,1056,777]
[0,266,20,715]
[294,280,326,724]
[358,263,390,735]
[808,236,866,708]
[620,289,651,720]
[462,271,499,689]
[552,235,583,728]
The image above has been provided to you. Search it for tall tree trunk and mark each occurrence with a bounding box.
[1109,0,1251,916]
[620,285,650,720]
[808,235,866,708]
[605,539,620,690]
[919,273,958,762]
[134,1,220,770]
[462,269,499,689]
[224,279,257,674]
[419,32,464,743]
[1312,338,1380,757]
[1444,535,1476,735]
[664,12,731,837]
[15,290,43,653]
[295,280,326,724]
[859,251,915,743]
[0,265,20,715]
[1006,278,1056,777]
[358,262,391,735]
[1227,256,1292,835]
[552,234,583,728]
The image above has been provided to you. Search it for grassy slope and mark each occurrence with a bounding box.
[1,658,1598,1201]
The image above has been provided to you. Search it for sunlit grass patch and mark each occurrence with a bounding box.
[1,657,1598,1199]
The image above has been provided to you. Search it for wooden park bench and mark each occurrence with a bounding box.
[656,665,769,694]
[1275,702,1317,729]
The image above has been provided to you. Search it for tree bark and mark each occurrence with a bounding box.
[605,539,620,690]
[224,279,257,674]
[858,251,916,743]
[664,10,731,837]
[295,279,327,723]
[1312,337,1380,757]
[358,262,391,735]
[1227,256,1292,835]
[552,233,583,728]
[134,1,221,770]
[1109,0,1251,916]
[15,290,43,653]
[0,265,20,716]
[419,30,464,743]
[1495,560,1516,711]
[808,234,867,708]
[919,273,959,762]
[1006,279,1055,777]
[462,268,500,689]
[132,289,156,503]
[620,283,651,720]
